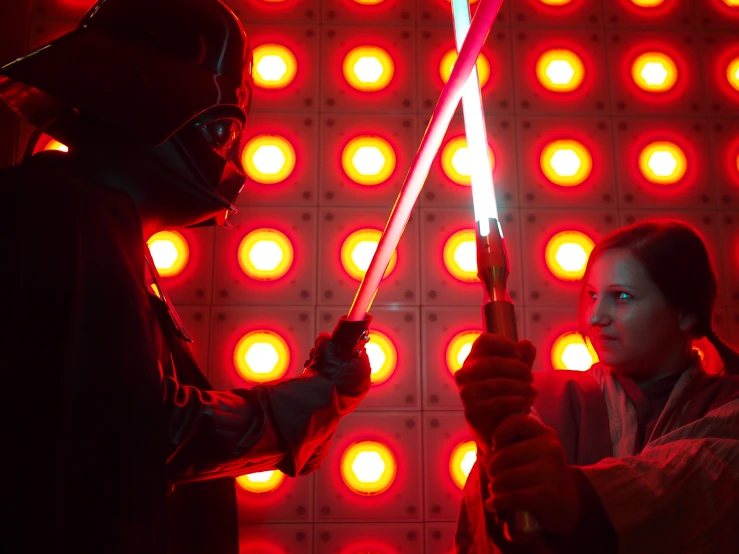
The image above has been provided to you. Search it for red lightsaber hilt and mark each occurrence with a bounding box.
[476,218,541,549]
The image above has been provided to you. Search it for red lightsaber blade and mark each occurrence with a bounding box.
[343,0,505,322]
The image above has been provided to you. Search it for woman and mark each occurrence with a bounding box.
[454,219,739,553]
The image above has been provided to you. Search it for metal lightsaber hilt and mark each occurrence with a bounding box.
[330,315,373,359]
[476,218,541,547]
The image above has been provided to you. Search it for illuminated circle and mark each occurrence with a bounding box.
[366,330,397,385]
[343,46,395,92]
[353,0,385,4]
[544,231,595,282]
[147,231,189,278]
[234,331,290,383]
[440,137,495,186]
[638,141,688,185]
[630,0,665,6]
[727,57,739,92]
[446,330,482,375]
[342,136,396,186]
[443,229,478,283]
[631,52,678,93]
[238,229,294,281]
[539,0,574,4]
[723,0,739,7]
[235,470,286,493]
[439,49,491,88]
[242,135,296,185]
[449,440,477,490]
[540,139,593,187]
[535,49,585,93]
[252,44,298,89]
[551,332,598,371]
[340,229,397,281]
[340,441,397,495]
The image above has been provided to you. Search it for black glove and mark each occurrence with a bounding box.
[259,316,372,476]
[303,315,373,414]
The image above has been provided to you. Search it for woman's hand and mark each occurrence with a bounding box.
[484,414,581,536]
[454,333,537,452]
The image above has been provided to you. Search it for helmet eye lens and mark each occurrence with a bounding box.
[189,115,245,176]
[201,118,241,158]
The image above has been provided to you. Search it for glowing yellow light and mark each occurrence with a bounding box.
[343,46,394,92]
[536,49,585,93]
[443,229,478,283]
[242,135,296,185]
[340,441,397,495]
[252,44,298,90]
[631,0,665,6]
[631,52,678,93]
[551,332,598,371]
[342,136,396,186]
[366,330,397,385]
[638,141,687,185]
[723,0,739,7]
[235,470,286,493]
[439,49,491,88]
[727,57,739,92]
[238,229,294,281]
[540,139,592,187]
[694,345,706,364]
[33,135,70,155]
[234,331,290,383]
[446,330,481,375]
[449,440,477,490]
[45,139,68,152]
[147,231,189,278]
[544,231,595,282]
[440,137,495,186]
[353,0,385,4]
[340,229,397,281]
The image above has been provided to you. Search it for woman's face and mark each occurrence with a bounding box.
[583,248,694,379]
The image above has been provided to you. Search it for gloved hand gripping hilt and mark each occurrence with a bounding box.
[330,315,373,358]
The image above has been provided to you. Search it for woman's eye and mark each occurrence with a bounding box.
[587,290,597,300]
[616,291,631,300]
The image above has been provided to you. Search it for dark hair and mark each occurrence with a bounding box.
[578,218,739,375]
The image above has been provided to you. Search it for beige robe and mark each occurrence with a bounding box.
[456,364,739,553]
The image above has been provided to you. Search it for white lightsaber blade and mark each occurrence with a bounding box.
[452,0,541,545]
[451,0,499,238]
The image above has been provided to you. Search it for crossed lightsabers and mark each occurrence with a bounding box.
[346,0,504,322]
[342,0,541,546]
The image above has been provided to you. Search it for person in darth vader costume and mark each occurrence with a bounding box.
[0,1,372,552]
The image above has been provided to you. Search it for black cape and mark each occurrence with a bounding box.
[0,153,348,553]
